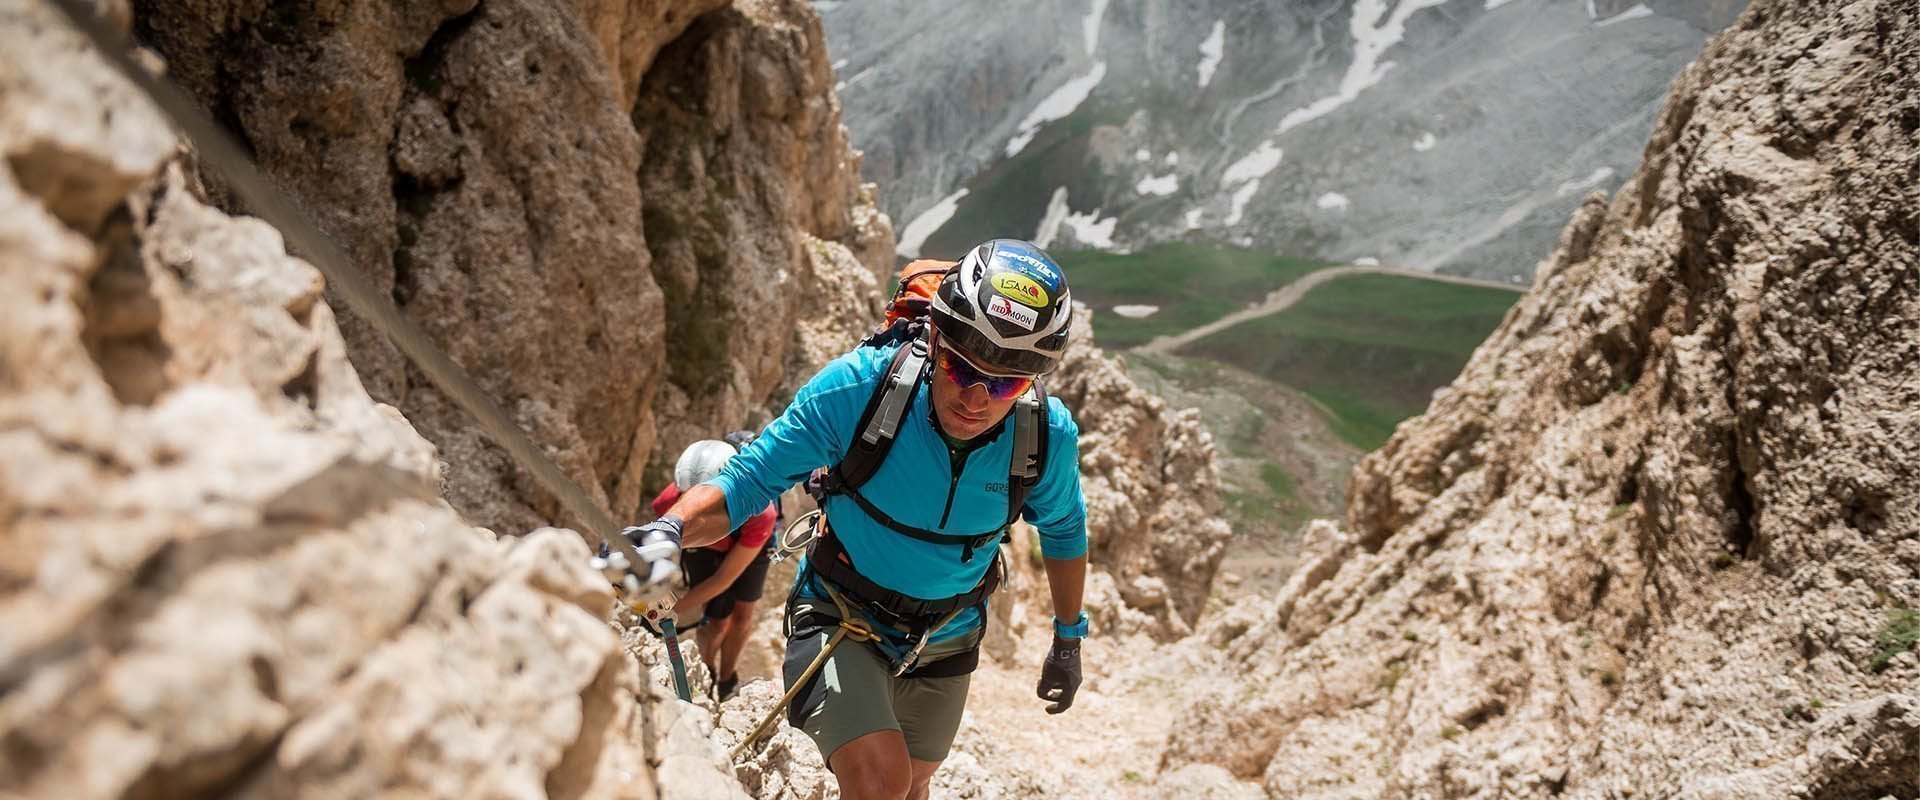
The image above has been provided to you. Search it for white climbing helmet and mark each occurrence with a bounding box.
[674,439,737,491]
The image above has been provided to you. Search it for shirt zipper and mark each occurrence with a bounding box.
[937,443,970,528]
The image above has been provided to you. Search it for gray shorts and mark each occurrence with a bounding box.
[782,600,979,763]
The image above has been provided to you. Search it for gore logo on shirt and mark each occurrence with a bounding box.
[986,295,1038,330]
[985,481,1009,495]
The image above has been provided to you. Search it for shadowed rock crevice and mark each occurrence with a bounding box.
[81,219,172,406]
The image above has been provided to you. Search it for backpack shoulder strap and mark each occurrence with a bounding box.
[1005,380,1049,525]
[824,337,929,495]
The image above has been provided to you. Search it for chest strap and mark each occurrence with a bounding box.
[831,481,1008,563]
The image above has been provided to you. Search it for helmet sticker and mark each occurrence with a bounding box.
[1000,250,1062,288]
[986,295,1039,330]
[993,273,1051,307]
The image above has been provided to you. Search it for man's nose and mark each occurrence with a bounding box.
[959,382,992,409]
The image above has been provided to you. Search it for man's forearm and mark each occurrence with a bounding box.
[1042,554,1087,621]
[665,484,734,548]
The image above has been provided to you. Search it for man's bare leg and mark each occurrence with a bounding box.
[905,757,943,800]
[829,729,913,800]
[717,600,757,680]
[694,615,725,676]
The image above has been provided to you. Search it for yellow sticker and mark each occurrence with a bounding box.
[992,273,1051,307]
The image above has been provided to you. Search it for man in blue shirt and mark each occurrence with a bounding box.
[623,239,1090,800]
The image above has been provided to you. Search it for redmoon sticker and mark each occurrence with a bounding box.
[987,295,1038,330]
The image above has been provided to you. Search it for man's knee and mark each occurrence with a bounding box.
[831,733,913,800]
[725,602,757,633]
[841,765,910,800]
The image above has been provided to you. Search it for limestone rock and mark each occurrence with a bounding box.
[130,0,890,533]
[1164,1,1920,796]
[1044,309,1233,639]
[0,7,742,796]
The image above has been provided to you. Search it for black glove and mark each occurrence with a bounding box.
[1036,636,1083,714]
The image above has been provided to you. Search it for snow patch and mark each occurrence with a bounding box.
[1316,192,1351,211]
[1225,180,1261,225]
[1135,173,1179,196]
[1112,305,1160,319]
[1063,209,1119,249]
[1034,187,1072,249]
[1222,140,1283,186]
[1597,3,1655,26]
[1413,132,1437,152]
[1275,0,1448,134]
[896,188,970,257]
[1005,62,1108,157]
[1083,0,1110,55]
[1164,152,1179,166]
[1196,20,1226,88]
[1484,0,1519,8]
[1134,148,1151,162]
[1354,257,1381,266]
[1556,167,1617,196]
[1182,207,1205,230]
[831,58,848,71]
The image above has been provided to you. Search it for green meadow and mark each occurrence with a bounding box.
[1060,244,1327,348]
[1180,273,1518,450]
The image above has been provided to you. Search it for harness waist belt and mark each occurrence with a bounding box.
[809,533,1000,621]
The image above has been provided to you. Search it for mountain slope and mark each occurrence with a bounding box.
[825,0,1747,281]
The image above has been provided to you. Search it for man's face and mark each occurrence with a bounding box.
[928,333,1035,441]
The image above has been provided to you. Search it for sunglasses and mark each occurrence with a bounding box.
[934,340,1036,400]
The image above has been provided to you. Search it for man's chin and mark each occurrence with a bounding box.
[939,410,990,439]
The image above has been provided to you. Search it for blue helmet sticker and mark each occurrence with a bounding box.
[994,241,1064,293]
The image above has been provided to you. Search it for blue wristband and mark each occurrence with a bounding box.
[1052,611,1090,639]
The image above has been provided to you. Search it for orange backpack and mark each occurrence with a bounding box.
[882,259,955,329]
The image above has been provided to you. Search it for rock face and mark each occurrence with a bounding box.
[1164,0,1920,796]
[1045,312,1233,639]
[0,4,746,796]
[129,0,891,535]
[825,0,1747,280]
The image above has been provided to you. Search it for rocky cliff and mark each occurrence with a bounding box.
[1164,0,1920,795]
[0,4,746,796]
[129,0,892,535]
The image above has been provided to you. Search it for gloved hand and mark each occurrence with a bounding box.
[592,515,684,600]
[621,515,685,587]
[1036,636,1082,714]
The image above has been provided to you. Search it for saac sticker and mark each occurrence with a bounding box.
[987,295,1038,330]
[993,273,1051,307]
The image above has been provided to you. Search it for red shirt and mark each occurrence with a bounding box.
[651,484,776,552]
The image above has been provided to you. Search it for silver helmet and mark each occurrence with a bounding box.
[929,239,1072,374]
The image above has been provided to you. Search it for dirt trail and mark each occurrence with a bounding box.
[1133,264,1522,355]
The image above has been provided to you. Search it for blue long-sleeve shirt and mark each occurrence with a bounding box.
[708,341,1087,641]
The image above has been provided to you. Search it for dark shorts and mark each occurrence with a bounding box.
[682,545,772,620]
[782,598,979,763]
